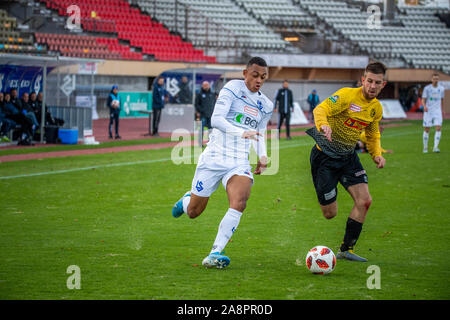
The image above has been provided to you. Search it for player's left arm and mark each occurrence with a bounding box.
[442,98,445,117]
[364,104,385,168]
[252,110,272,175]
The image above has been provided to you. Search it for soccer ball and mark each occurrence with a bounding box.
[112,100,120,108]
[305,246,336,275]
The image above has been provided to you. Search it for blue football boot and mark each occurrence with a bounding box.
[172,191,190,218]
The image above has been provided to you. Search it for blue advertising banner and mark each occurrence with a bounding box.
[0,65,52,96]
[159,71,221,104]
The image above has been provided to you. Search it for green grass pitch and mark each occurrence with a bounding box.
[0,120,449,300]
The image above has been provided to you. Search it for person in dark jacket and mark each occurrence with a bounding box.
[195,81,216,143]
[107,85,121,139]
[2,92,34,145]
[274,80,294,140]
[9,88,20,109]
[307,89,320,122]
[151,77,167,136]
[0,92,13,142]
[20,92,40,132]
[35,92,64,127]
[175,76,192,104]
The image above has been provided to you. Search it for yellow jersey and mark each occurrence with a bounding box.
[308,87,383,159]
[359,131,388,154]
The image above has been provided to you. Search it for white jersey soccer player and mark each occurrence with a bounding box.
[171,57,274,269]
[422,73,445,153]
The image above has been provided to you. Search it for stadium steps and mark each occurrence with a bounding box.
[295,0,450,73]
[131,0,289,63]
[34,32,142,60]
[34,0,215,63]
[0,8,46,54]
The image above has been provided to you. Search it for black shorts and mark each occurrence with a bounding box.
[310,145,368,205]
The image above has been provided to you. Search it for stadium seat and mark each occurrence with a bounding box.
[37,0,214,62]
[295,0,450,73]
[133,0,288,61]
[34,32,140,60]
[0,9,44,54]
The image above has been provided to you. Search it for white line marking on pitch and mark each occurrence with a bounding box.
[0,126,417,180]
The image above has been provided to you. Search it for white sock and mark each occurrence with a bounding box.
[182,193,191,213]
[423,131,429,149]
[434,131,441,149]
[210,208,242,254]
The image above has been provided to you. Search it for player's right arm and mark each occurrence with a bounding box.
[313,88,349,141]
[422,86,428,112]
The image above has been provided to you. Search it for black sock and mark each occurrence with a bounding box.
[340,217,363,252]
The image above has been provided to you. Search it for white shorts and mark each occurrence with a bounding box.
[423,110,442,127]
[191,152,254,197]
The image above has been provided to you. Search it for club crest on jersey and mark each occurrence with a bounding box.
[344,117,368,131]
[329,95,339,103]
[349,103,362,112]
[257,100,263,110]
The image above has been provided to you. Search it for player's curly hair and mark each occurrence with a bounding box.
[247,56,267,68]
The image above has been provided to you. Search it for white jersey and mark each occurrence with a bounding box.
[422,84,444,112]
[205,79,274,160]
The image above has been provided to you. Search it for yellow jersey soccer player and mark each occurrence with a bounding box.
[306,62,387,262]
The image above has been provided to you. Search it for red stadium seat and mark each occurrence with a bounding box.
[37,0,215,62]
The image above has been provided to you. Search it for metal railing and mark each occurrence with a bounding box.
[47,105,92,138]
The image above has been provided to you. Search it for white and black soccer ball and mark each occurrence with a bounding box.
[306,245,336,275]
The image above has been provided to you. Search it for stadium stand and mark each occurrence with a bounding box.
[0,8,46,54]
[295,0,450,74]
[234,0,315,29]
[34,32,143,60]
[35,0,215,62]
[133,0,290,62]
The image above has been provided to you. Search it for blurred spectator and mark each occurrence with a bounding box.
[175,76,192,104]
[20,92,39,137]
[9,88,20,109]
[398,85,409,111]
[152,77,167,136]
[409,96,424,113]
[2,92,34,145]
[107,85,121,139]
[29,92,38,112]
[195,81,216,143]
[274,80,294,140]
[35,92,64,127]
[307,89,320,122]
[406,85,421,112]
[0,92,13,142]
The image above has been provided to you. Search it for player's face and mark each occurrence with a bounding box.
[202,81,210,91]
[244,64,268,92]
[432,76,439,86]
[361,72,386,100]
